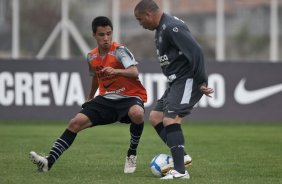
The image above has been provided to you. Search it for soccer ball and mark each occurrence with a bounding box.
[150,154,172,177]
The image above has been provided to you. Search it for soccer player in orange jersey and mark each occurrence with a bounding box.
[29,16,147,174]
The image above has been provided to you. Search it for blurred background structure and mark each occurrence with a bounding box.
[0,0,281,62]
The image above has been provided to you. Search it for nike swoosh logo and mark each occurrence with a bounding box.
[103,81,115,89]
[234,78,282,104]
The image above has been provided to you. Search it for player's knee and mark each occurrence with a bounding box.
[149,112,160,126]
[129,107,144,124]
[68,118,83,133]
[131,111,144,124]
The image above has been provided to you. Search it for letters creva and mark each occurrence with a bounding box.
[0,72,85,106]
[0,72,226,108]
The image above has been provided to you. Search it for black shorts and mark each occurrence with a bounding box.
[154,78,203,118]
[80,96,144,126]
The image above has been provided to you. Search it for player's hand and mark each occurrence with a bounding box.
[199,85,214,97]
[101,67,117,75]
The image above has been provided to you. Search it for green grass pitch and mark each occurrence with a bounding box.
[0,121,281,184]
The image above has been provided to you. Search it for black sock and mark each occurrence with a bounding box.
[154,122,167,143]
[165,124,185,174]
[127,122,144,157]
[47,129,77,168]
[155,122,187,156]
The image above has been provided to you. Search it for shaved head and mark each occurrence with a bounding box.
[134,0,163,30]
[134,0,159,13]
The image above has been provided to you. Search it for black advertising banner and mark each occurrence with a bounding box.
[0,59,90,120]
[0,59,282,122]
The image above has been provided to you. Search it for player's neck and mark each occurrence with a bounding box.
[98,48,109,56]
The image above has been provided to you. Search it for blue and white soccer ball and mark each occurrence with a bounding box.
[150,153,172,177]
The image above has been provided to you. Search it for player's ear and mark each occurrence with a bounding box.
[145,11,151,17]
[146,11,155,20]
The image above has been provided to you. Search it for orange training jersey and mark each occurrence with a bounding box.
[87,42,147,102]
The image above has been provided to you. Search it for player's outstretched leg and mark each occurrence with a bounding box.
[29,129,77,172]
[124,122,144,173]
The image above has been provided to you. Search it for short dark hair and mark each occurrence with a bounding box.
[92,16,113,33]
[134,0,159,13]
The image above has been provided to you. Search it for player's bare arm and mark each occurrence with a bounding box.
[87,76,98,101]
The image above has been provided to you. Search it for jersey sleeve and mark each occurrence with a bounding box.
[86,53,96,77]
[165,24,208,85]
[115,46,138,68]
